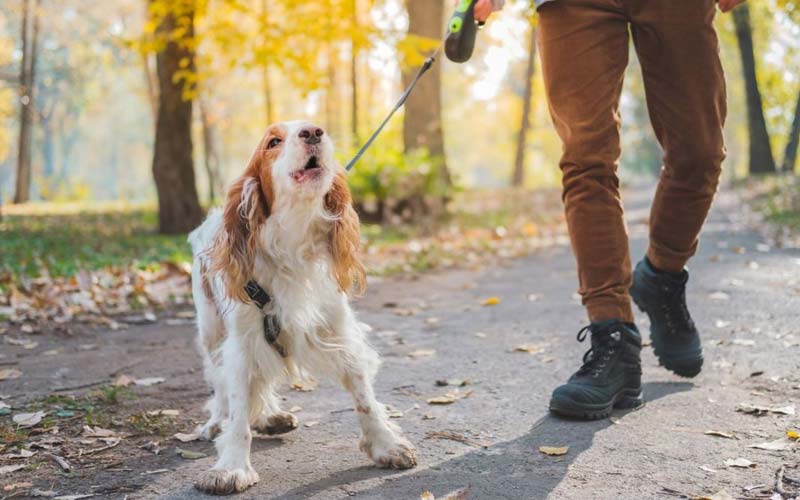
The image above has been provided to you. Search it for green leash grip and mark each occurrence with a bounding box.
[445,0,480,63]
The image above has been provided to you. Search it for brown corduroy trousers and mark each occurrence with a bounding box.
[537,0,727,323]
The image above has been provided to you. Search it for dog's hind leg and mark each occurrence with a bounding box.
[251,386,298,435]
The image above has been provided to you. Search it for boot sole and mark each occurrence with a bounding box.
[631,294,703,378]
[549,387,644,420]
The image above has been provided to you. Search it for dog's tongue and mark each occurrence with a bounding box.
[292,170,307,182]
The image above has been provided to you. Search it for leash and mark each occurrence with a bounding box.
[344,0,482,172]
[344,47,441,172]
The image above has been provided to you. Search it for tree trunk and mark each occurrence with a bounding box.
[350,0,359,148]
[151,0,203,234]
[512,24,537,187]
[732,4,776,175]
[199,98,221,205]
[782,87,800,173]
[260,0,274,125]
[403,0,450,185]
[14,0,39,204]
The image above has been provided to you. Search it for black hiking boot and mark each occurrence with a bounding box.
[630,257,703,378]
[549,320,643,420]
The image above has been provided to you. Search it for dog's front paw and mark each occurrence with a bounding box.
[252,411,299,436]
[360,433,417,469]
[194,467,260,495]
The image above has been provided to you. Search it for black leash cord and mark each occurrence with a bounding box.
[344,54,438,172]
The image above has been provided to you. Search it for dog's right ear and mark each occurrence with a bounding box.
[208,173,268,303]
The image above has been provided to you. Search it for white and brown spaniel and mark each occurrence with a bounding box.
[188,121,417,495]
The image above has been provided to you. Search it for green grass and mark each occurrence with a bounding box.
[0,206,191,282]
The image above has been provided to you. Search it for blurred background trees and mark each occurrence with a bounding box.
[0,0,798,231]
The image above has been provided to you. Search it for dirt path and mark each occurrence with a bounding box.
[2,188,799,500]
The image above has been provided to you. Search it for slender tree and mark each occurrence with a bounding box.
[350,0,359,148]
[782,88,800,173]
[512,23,537,187]
[150,0,203,233]
[403,0,451,185]
[732,4,776,174]
[14,0,40,203]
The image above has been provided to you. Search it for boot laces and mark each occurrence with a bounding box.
[659,283,696,336]
[576,325,621,378]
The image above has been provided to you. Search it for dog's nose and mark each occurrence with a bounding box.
[298,127,324,145]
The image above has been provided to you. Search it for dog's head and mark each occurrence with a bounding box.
[208,121,365,302]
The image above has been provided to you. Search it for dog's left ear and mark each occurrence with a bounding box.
[325,172,366,295]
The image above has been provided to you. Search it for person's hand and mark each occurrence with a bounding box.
[474,0,494,22]
[718,0,746,13]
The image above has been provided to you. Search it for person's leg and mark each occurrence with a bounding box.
[630,0,727,272]
[538,0,634,324]
[628,0,726,378]
[539,0,643,420]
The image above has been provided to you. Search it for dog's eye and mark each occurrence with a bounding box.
[267,137,282,149]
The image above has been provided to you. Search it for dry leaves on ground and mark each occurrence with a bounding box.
[539,446,569,456]
[427,390,472,405]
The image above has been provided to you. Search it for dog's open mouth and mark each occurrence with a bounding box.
[292,156,323,182]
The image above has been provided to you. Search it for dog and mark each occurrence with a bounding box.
[188,121,417,495]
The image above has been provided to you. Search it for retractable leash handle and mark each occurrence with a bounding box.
[445,0,482,63]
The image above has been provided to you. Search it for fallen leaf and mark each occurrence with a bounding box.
[113,374,134,387]
[289,406,302,413]
[513,344,545,354]
[175,447,206,460]
[420,492,435,500]
[0,368,22,380]
[134,377,165,387]
[173,432,201,443]
[13,410,45,428]
[147,409,179,417]
[539,446,569,456]
[704,430,736,439]
[304,421,319,428]
[702,491,735,500]
[698,465,717,473]
[0,464,26,475]
[55,410,74,418]
[473,332,487,338]
[291,380,317,392]
[82,425,116,438]
[527,293,540,302]
[737,403,795,416]
[5,337,38,349]
[709,291,730,301]
[748,439,792,451]
[731,339,755,346]
[481,297,500,306]
[435,379,469,387]
[788,430,799,441]
[440,486,471,500]
[2,482,33,492]
[723,457,756,468]
[424,317,440,325]
[427,390,472,405]
[54,494,95,500]
[407,349,436,359]
[384,404,403,418]
[7,448,36,459]
[714,320,731,328]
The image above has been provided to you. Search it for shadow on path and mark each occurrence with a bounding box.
[273,381,692,500]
